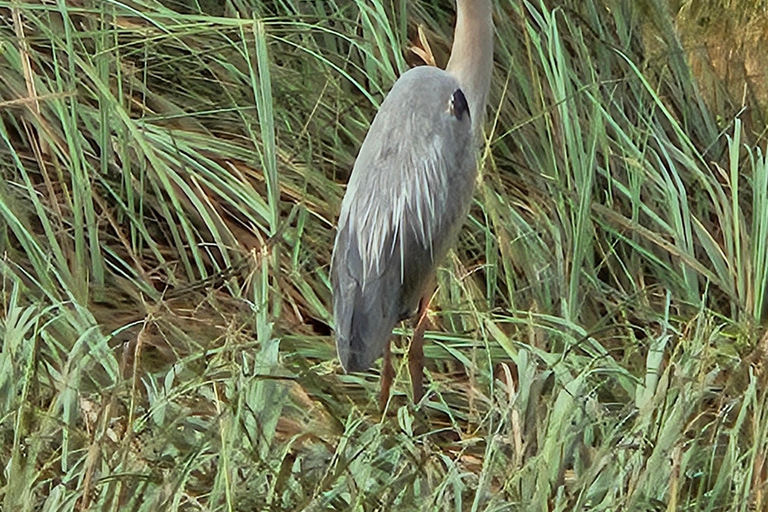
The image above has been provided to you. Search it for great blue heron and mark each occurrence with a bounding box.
[331,0,494,406]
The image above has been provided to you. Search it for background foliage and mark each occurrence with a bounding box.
[1,0,767,510]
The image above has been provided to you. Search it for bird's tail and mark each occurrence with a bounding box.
[332,215,401,372]
[334,276,398,372]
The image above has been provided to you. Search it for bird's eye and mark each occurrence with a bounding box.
[449,88,470,121]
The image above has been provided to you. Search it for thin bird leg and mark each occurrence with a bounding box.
[409,290,433,403]
[379,338,394,411]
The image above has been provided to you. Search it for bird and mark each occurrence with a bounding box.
[331,0,494,407]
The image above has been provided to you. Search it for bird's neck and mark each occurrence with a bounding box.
[446,0,494,141]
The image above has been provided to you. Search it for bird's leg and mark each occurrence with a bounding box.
[380,338,394,411]
[409,288,434,403]
[409,312,426,403]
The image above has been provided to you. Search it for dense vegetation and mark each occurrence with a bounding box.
[1,0,767,510]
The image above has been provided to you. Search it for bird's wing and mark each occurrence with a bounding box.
[332,66,476,372]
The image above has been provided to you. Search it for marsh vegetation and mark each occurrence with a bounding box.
[1,0,767,510]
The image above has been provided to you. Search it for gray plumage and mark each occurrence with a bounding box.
[331,66,476,372]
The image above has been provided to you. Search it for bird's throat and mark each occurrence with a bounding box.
[446,0,494,140]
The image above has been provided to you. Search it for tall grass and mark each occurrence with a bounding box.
[0,0,767,510]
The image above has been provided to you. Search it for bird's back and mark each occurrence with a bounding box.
[332,66,476,372]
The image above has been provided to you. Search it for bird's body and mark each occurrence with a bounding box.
[333,66,475,371]
[331,0,494,400]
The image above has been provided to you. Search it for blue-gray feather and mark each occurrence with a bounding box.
[332,65,476,372]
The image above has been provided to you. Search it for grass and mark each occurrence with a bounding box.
[0,0,767,510]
